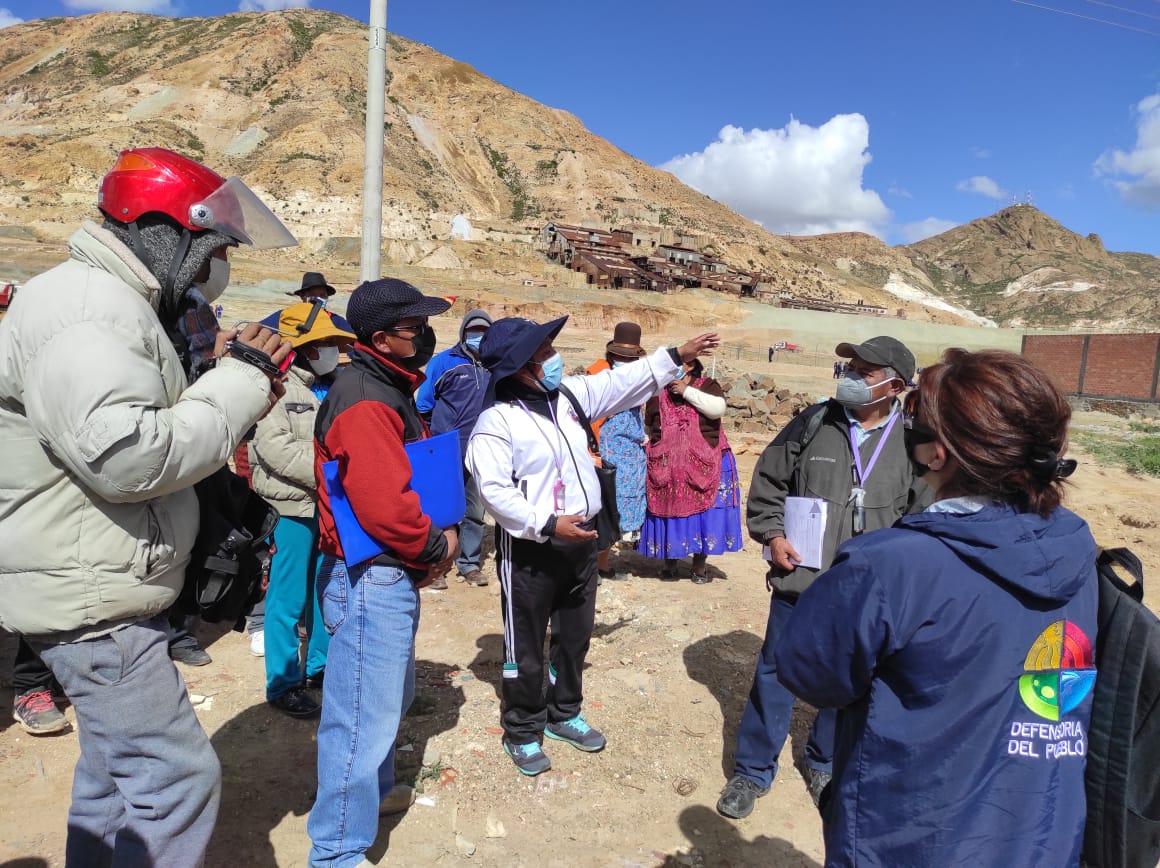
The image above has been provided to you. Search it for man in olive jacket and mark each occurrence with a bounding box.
[717,336,931,821]
[0,148,295,866]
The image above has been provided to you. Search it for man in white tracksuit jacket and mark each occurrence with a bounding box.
[466,314,717,777]
[0,148,296,866]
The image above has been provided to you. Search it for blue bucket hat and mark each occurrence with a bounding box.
[479,315,569,404]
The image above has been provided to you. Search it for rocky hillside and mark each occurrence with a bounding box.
[0,10,1155,329]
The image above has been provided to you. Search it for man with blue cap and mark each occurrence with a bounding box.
[466,316,718,776]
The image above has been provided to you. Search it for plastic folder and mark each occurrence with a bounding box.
[322,430,467,566]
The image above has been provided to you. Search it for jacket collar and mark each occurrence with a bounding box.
[349,342,426,392]
[68,220,162,310]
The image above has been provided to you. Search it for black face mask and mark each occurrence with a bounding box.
[903,424,934,478]
[401,325,437,371]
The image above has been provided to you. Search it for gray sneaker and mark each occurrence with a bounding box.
[13,689,69,735]
[716,775,769,819]
[503,738,551,776]
[806,767,833,810]
[545,715,606,752]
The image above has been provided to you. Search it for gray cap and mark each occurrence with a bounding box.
[835,336,915,382]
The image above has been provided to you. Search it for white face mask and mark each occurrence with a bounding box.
[198,258,231,303]
[308,345,340,376]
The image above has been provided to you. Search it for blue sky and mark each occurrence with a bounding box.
[2,0,1158,254]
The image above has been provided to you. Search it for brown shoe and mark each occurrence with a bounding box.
[460,569,488,587]
[429,575,449,590]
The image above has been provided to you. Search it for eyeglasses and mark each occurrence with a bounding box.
[384,319,428,336]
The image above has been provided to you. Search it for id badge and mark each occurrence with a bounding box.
[553,479,566,511]
[850,486,866,536]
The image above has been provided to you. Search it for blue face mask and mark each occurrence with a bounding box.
[611,360,627,369]
[464,334,484,353]
[536,353,564,391]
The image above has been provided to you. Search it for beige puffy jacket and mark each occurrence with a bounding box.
[249,366,320,517]
[0,222,273,641]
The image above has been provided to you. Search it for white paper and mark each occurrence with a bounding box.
[782,496,827,569]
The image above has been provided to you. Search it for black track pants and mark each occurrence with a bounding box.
[495,525,599,744]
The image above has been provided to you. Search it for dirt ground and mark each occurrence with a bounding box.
[2,339,1158,868]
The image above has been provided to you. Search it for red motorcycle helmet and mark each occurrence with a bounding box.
[98,148,296,250]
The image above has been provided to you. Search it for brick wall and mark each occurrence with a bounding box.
[1021,333,1160,401]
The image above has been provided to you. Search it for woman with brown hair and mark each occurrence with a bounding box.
[639,358,743,582]
[774,349,1095,867]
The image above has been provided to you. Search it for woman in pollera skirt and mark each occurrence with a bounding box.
[639,358,742,582]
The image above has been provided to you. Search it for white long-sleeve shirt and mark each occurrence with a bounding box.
[466,347,679,542]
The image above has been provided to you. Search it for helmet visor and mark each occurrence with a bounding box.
[189,176,297,250]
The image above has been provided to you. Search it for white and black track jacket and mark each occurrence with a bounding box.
[466,348,679,542]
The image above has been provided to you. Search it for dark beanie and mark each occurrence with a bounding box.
[103,213,234,323]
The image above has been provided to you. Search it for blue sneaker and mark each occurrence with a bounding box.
[503,738,551,776]
[545,715,606,752]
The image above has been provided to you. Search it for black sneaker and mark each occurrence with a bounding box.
[305,670,325,690]
[170,644,212,666]
[502,738,551,776]
[269,686,321,718]
[716,775,769,819]
[545,715,606,752]
[13,688,69,735]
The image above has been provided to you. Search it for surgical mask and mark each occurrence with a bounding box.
[464,334,484,354]
[311,296,330,309]
[835,372,892,408]
[198,258,230,303]
[612,360,627,369]
[308,345,340,377]
[535,353,564,391]
[401,325,437,371]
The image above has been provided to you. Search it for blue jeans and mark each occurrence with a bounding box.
[732,593,835,789]
[456,470,485,575]
[307,557,419,868]
[33,617,221,867]
[265,515,330,700]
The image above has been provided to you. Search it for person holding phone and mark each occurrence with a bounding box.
[0,147,296,867]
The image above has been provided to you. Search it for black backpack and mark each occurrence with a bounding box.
[1083,547,1160,868]
[178,466,279,631]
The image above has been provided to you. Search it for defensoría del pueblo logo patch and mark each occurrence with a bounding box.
[1018,620,1097,721]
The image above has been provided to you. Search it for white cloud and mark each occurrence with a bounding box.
[63,0,173,11]
[899,217,958,244]
[0,8,23,27]
[1094,92,1160,207]
[887,185,912,199]
[660,114,890,237]
[956,175,1007,200]
[239,0,311,9]
[972,146,991,159]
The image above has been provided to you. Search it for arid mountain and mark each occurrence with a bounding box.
[1,10,1155,329]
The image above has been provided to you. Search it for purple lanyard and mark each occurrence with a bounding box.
[849,413,898,487]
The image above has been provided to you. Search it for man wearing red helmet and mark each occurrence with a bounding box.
[0,148,297,866]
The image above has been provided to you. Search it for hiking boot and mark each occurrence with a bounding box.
[545,715,606,752]
[503,738,552,776]
[379,783,415,815]
[716,775,769,819]
[268,686,321,719]
[429,574,449,590]
[249,629,265,658]
[805,767,833,810]
[13,688,69,735]
[460,569,488,587]
[170,644,212,667]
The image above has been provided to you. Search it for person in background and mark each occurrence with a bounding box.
[249,302,354,719]
[11,639,69,734]
[776,349,1094,866]
[718,335,929,821]
[416,308,493,589]
[0,146,295,866]
[586,322,650,581]
[308,278,458,868]
[466,316,718,776]
[833,360,843,379]
[640,358,742,583]
[290,271,338,306]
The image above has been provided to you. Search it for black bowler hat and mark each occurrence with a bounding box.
[346,278,451,342]
[290,271,336,298]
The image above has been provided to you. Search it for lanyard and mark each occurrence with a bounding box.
[516,399,565,480]
[848,413,898,488]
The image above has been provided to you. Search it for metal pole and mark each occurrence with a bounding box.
[360,0,388,283]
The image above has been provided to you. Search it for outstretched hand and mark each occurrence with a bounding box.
[677,333,720,363]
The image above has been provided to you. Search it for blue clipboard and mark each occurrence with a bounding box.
[323,430,466,566]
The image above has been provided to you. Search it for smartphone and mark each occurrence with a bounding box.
[226,341,295,377]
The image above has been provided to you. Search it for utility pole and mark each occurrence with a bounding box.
[360,0,388,283]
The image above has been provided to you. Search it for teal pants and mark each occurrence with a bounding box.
[265,514,329,701]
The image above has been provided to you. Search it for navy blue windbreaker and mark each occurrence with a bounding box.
[776,502,1098,867]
